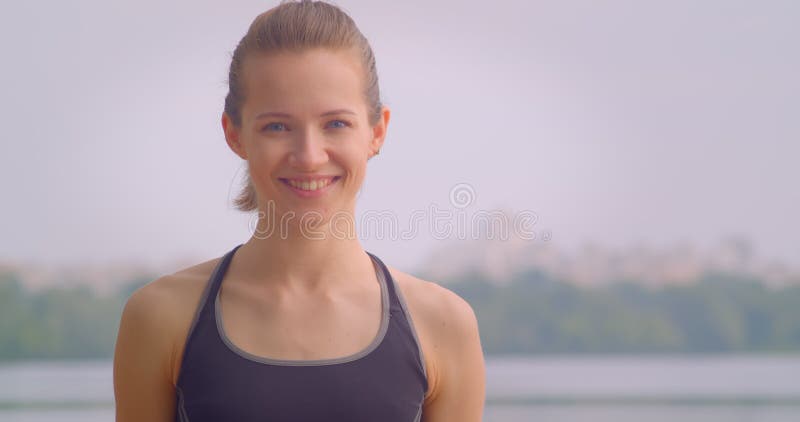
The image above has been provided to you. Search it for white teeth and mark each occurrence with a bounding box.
[286,178,333,191]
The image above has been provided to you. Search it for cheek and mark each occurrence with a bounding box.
[346,130,373,162]
[340,144,370,172]
[246,150,281,184]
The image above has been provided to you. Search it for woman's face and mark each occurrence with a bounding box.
[223,48,388,226]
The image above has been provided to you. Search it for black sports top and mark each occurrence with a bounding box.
[174,244,429,421]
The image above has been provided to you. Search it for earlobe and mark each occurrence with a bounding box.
[369,106,390,159]
[222,113,247,160]
[229,137,247,160]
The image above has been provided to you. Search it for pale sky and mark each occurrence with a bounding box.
[1,0,798,271]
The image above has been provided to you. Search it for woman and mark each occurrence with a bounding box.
[113,1,485,421]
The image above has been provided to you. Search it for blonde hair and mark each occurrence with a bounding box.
[225,0,383,212]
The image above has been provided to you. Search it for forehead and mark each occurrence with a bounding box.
[240,49,366,118]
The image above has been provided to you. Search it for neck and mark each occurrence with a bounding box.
[233,209,372,292]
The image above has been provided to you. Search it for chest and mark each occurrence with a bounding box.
[214,276,388,360]
[172,266,429,422]
[217,291,384,361]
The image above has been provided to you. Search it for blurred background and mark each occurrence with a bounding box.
[1,0,798,421]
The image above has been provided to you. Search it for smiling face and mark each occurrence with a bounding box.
[222,48,389,226]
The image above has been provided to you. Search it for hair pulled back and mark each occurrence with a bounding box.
[225,0,382,212]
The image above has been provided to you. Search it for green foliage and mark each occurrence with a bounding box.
[446,270,800,355]
[0,272,128,361]
[0,267,799,360]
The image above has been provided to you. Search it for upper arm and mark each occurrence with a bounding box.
[113,281,178,422]
[421,284,486,422]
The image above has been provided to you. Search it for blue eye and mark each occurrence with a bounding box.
[327,120,350,129]
[263,122,286,132]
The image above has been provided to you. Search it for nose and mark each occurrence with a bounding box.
[288,128,328,170]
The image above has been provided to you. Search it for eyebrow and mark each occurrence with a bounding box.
[254,109,357,120]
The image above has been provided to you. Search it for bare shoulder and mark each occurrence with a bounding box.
[132,257,221,308]
[382,265,483,401]
[381,264,485,420]
[114,256,224,420]
[120,256,223,386]
[384,265,478,335]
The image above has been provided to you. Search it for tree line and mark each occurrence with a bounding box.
[0,268,798,361]
[446,269,800,354]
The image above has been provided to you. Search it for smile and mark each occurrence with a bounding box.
[279,176,341,195]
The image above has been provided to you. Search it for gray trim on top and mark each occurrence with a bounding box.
[388,268,429,382]
[175,385,190,422]
[174,254,227,388]
[214,253,390,366]
[413,404,422,422]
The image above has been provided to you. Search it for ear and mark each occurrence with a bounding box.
[222,112,247,160]
[369,106,390,159]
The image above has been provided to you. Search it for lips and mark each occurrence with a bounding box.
[278,176,342,194]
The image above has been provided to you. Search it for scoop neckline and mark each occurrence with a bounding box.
[213,248,391,367]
